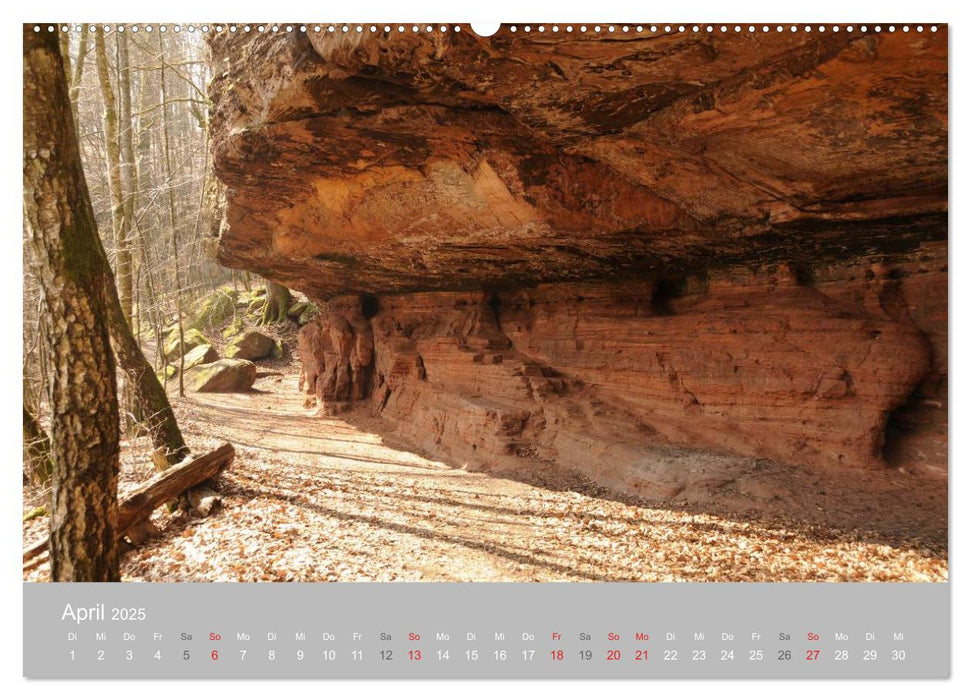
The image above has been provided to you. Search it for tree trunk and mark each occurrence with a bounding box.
[95,31,140,431]
[261,280,292,325]
[70,31,88,111]
[23,27,120,582]
[116,443,233,533]
[59,31,88,120]
[95,31,131,323]
[57,33,71,90]
[103,261,190,465]
[116,32,135,324]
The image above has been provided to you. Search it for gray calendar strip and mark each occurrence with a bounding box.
[24,582,949,679]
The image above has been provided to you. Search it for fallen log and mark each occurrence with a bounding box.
[116,443,234,532]
[23,442,235,566]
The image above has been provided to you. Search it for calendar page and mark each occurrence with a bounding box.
[21,7,949,682]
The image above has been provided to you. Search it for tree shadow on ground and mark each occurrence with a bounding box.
[169,392,947,576]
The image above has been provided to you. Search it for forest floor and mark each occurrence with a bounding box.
[23,356,948,583]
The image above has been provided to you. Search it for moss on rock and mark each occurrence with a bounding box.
[184,359,257,392]
[156,364,177,383]
[183,343,219,370]
[189,287,239,330]
[163,327,210,361]
[225,330,276,360]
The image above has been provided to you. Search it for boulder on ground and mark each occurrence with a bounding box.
[182,343,219,371]
[189,287,238,330]
[184,359,256,392]
[163,328,210,361]
[225,330,276,360]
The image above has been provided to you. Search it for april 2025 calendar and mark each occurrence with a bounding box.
[22,17,949,682]
[24,584,950,678]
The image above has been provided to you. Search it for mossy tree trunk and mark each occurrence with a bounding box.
[261,280,292,325]
[23,26,120,581]
[104,264,190,465]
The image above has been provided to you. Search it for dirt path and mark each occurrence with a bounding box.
[115,366,945,582]
[23,364,947,583]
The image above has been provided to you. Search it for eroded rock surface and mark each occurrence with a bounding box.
[209,28,947,496]
[209,28,946,296]
[295,246,943,498]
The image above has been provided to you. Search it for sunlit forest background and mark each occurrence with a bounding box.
[23,27,232,443]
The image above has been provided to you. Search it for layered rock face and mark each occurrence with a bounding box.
[296,246,943,496]
[209,27,947,495]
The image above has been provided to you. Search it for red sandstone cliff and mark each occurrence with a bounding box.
[209,26,947,498]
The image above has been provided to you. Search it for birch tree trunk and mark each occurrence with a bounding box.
[23,26,120,582]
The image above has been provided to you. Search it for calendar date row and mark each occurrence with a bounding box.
[69,646,909,664]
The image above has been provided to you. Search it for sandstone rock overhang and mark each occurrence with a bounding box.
[208,27,947,298]
[207,27,947,488]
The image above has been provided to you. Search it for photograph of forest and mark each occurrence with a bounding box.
[23,24,947,583]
